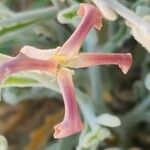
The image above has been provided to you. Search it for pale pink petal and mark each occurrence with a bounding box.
[54,68,84,138]
[20,45,59,60]
[59,4,102,58]
[69,53,132,74]
[0,53,58,81]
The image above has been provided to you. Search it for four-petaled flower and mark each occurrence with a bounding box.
[0,4,132,138]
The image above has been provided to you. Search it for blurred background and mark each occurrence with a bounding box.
[0,0,149,150]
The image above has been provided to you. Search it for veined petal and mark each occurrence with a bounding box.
[21,45,59,59]
[0,52,58,81]
[69,53,132,74]
[54,68,84,138]
[59,4,102,58]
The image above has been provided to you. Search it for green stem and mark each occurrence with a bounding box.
[115,95,150,148]
[0,7,57,26]
[76,89,97,129]
[123,95,150,128]
[84,30,107,112]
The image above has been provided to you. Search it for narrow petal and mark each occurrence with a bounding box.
[54,68,84,138]
[69,53,132,74]
[0,52,58,81]
[59,4,102,58]
[20,45,59,59]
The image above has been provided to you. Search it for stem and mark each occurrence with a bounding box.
[84,29,107,112]
[76,89,97,129]
[115,95,150,148]
[123,95,150,127]
[0,7,57,26]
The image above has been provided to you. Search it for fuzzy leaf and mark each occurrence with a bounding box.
[0,135,8,150]
[96,114,121,127]
[83,126,110,148]
[2,86,59,105]
[0,7,56,36]
[57,4,79,24]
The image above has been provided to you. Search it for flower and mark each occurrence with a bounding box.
[0,4,132,138]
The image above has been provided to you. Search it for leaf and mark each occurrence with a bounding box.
[2,75,39,87]
[0,7,57,36]
[57,4,79,24]
[82,126,110,148]
[2,86,59,105]
[77,125,111,149]
[77,125,92,150]
[0,135,8,150]
[0,20,36,36]
[96,114,121,127]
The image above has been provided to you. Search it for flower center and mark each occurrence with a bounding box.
[53,54,69,67]
[51,54,75,77]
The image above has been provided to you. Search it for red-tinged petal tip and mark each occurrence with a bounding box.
[119,53,132,74]
[54,119,84,138]
[0,48,59,82]
[68,52,132,74]
[77,3,103,30]
[55,68,84,138]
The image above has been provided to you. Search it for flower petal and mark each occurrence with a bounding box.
[59,4,102,58]
[69,53,132,74]
[20,45,59,59]
[0,51,58,81]
[54,68,84,138]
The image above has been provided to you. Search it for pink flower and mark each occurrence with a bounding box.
[0,4,132,138]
